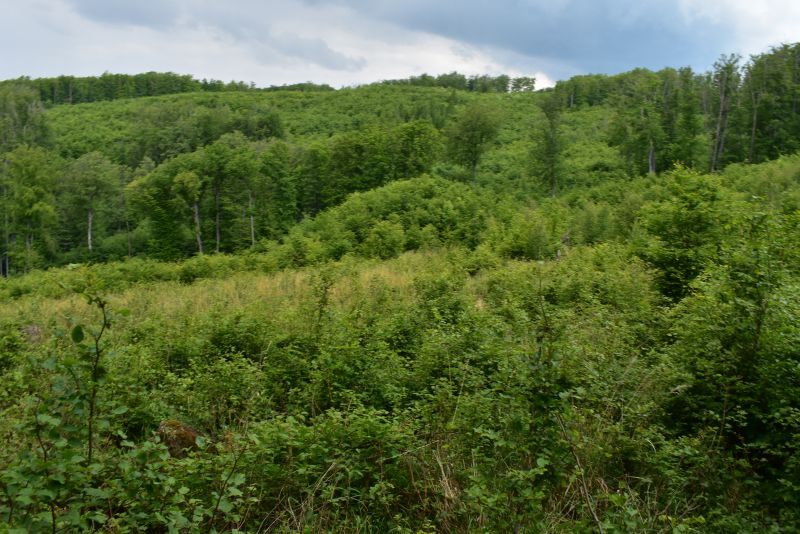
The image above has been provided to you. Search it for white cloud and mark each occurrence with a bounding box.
[7,0,796,89]
[0,0,551,87]
[679,0,800,57]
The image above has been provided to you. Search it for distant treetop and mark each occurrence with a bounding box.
[376,72,536,93]
[0,72,336,106]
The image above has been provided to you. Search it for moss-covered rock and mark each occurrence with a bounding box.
[157,419,200,458]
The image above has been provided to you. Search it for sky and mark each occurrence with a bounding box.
[0,0,798,89]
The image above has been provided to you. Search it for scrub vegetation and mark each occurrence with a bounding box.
[1,44,800,532]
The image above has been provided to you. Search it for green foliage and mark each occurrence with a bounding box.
[531,92,564,195]
[378,71,527,93]
[272,176,511,268]
[666,209,800,512]
[362,219,406,259]
[446,100,501,180]
[1,145,61,274]
[2,55,800,532]
[0,83,49,153]
[634,167,735,299]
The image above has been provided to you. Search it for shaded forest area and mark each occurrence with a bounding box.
[1,44,799,532]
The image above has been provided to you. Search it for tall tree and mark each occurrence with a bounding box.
[323,127,393,206]
[511,76,536,92]
[172,170,205,254]
[62,152,119,255]
[390,120,443,181]
[446,101,500,181]
[0,84,49,153]
[126,152,197,260]
[736,44,800,164]
[609,70,665,175]
[257,141,297,241]
[709,55,741,171]
[296,143,330,218]
[197,133,252,253]
[1,146,59,273]
[671,67,705,168]
[532,93,563,195]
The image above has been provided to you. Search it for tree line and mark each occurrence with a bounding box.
[0,117,459,272]
[0,72,336,107]
[377,71,536,93]
[3,44,800,275]
[551,43,800,171]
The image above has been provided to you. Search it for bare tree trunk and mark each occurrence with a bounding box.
[2,159,9,277]
[700,82,710,117]
[249,215,255,247]
[648,140,656,174]
[125,219,132,258]
[749,91,760,162]
[119,171,132,258]
[2,204,8,277]
[214,184,221,253]
[248,190,255,247]
[193,202,204,254]
[549,140,558,196]
[713,112,729,172]
[24,232,32,273]
[7,232,16,276]
[87,208,94,252]
[711,70,729,172]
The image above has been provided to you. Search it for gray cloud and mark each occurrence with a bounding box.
[302,0,733,73]
[2,0,794,89]
[64,0,182,28]
[265,33,366,71]
[57,0,736,78]
[64,0,366,72]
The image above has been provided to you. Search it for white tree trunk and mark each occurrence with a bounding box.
[87,208,94,252]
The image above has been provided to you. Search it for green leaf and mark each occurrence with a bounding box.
[71,325,84,343]
[15,493,33,506]
[89,511,108,524]
[38,413,61,428]
[85,487,110,499]
[217,497,233,514]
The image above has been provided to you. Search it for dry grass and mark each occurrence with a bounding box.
[0,250,469,346]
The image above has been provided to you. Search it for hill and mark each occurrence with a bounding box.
[1,45,800,531]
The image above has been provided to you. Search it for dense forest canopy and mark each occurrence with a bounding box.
[0,72,335,107]
[1,43,800,532]
[1,44,798,273]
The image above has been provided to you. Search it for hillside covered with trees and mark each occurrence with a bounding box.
[1,43,800,532]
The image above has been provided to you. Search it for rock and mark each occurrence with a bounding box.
[22,324,44,344]
[157,419,200,458]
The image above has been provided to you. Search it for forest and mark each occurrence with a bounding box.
[0,43,799,532]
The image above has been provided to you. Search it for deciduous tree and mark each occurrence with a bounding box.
[446,101,500,181]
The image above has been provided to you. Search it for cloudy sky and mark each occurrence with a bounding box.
[1,0,798,88]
